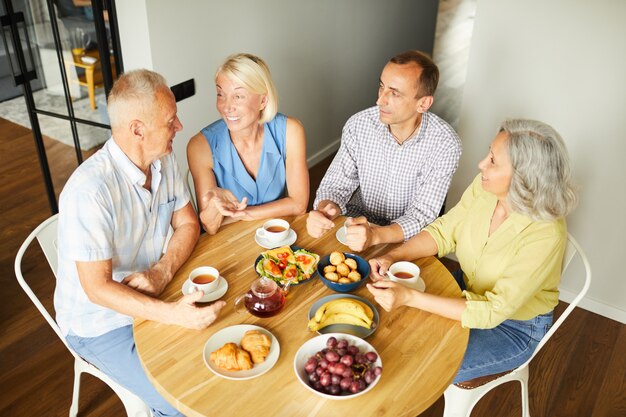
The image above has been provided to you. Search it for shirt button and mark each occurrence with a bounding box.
[493,301,502,310]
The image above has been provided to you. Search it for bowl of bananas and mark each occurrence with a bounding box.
[317,251,370,293]
[307,294,379,338]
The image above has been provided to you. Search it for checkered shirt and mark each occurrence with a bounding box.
[54,138,190,337]
[314,106,462,240]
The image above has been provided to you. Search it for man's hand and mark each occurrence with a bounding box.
[306,201,340,238]
[345,216,376,252]
[122,264,171,297]
[172,292,226,330]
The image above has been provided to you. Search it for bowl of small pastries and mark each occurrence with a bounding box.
[317,251,370,293]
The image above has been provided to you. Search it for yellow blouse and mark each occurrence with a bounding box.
[424,174,566,329]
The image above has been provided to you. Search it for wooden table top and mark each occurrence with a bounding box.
[133,215,468,417]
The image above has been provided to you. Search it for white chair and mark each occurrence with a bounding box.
[14,214,152,417]
[443,233,592,417]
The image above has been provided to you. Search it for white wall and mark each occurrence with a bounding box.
[116,0,439,173]
[451,0,626,322]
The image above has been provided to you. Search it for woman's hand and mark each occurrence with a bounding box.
[366,280,413,312]
[368,255,394,281]
[209,189,248,218]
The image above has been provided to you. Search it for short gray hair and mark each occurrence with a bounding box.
[501,119,577,221]
[107,69,169,128]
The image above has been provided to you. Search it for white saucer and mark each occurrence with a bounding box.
[254,228,297,249]
[335,226,347,245]
[182,276,229,302]
[396,277,426,292]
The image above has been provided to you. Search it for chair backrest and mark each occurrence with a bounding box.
[14,214,79,359]
[524,233,592,365]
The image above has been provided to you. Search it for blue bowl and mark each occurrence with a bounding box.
[317,252,370,293]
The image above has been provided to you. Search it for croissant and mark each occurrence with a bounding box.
[240,330,272,364]
[210,342,253,371]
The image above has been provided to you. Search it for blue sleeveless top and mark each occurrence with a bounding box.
[201,113,287,206]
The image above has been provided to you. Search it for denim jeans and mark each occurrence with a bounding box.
[451,269,554,383]
[66,325,183,417]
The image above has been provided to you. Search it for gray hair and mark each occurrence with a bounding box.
[501,119,577,221]
[107,69,169,128]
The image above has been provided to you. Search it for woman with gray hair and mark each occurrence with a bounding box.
[367,119,577,384]
[188,53,309,235]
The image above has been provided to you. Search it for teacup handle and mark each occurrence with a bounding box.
[186,281,201,295]
[234,294,247,314]
[255,228,266,239]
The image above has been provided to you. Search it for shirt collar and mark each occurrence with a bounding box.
[378,111,430,146]
[107,138,161,186]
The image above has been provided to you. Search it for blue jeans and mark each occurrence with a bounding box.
[66,325,183,417]
[451,269,553,383]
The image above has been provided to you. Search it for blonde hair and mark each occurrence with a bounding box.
[107,69,169,128]
[215,53,278,124]
[501,119,578,221]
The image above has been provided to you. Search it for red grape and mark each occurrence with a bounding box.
[333,362,346,375]
[326,336,338,348]
[320,372,331,387]
[304,358,317,373]
[349,381,361,393]
[340,354,353,367]
[304,337,383,397]
[325,350,339,362]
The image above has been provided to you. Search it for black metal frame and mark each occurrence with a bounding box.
[1,0,121,214]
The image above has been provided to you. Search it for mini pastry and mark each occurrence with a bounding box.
[325,272,339,282]
[323,265,337,274]
[348,270,362,282]
[336,263,351,276]
[210,342,253,371]
[240,330,272,364]
[344,258,358,270]
[329,251,345,266]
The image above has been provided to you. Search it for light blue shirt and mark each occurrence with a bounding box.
[201,113,287,205]
[54,138,190,337]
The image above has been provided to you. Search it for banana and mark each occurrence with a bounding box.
[309,298,374,332]
[308,312,371,332]
[313,299,370,323]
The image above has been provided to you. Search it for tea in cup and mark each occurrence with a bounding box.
[387,261,421,287]
[255,219,290,243]
[187,266,220,294]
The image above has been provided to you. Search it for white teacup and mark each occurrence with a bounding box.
[387,261,421,287]
[187,266,220,294]
[255,219,290,243]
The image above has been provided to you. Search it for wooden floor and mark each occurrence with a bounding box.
[1,117,624,416]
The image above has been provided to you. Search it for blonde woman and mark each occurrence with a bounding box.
[367,119,577,384]
[188,53,309,235]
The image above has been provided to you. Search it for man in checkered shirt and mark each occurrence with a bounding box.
[307,50,462,251]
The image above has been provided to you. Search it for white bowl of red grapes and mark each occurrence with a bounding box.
[293,333,383,399]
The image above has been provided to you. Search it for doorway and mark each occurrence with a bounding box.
[0,0,122,213]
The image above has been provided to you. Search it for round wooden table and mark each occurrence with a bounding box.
[133,215,468,417]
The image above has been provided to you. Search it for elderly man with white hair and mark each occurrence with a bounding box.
[54,69,225,417]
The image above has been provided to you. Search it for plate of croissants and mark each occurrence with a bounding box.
[203,324,280,380]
